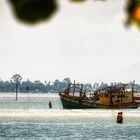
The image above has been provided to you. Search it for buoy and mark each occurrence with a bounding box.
[117,112,123,123]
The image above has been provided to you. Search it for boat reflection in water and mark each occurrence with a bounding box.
[59,82,140,109]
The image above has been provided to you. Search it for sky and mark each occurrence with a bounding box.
[0,0,140,84]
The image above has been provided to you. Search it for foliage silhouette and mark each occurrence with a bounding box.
[8,0,58,24]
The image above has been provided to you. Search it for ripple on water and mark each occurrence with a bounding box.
[0,121,140,140]
[0,94,139,139]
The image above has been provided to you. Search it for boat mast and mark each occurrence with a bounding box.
[80,84,83,98]
[73,80,75,96]
[121,84,125,105]
[132,83,134,102]
[67,83,71,93]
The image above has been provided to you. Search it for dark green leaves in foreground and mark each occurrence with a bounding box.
[8,0,58,24]
[8,0,140,29]
[7,0,106,25]
[70,0,86,2]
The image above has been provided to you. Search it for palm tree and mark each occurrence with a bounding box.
[11,74,22,100]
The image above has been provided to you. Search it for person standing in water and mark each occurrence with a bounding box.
[48,101,52,109]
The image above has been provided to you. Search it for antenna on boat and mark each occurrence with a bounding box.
[80,84,83,98]
[132,80,135,102]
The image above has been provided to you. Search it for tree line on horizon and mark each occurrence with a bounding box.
[0,74,93,93]
[0,74,140,93]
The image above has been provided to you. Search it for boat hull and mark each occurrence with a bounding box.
[59,94,139,109]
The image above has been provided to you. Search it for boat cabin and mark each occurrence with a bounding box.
[93,84,134,105]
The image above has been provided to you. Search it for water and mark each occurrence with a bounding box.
[0,93,140,140]
[0,93,62,110]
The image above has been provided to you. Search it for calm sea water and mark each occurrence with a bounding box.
[0,93,140,140]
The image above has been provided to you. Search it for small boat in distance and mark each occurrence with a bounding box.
[59,82,140,109]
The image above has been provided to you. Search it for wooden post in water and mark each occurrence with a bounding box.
[16,82,18,101]
[26,86,29,101]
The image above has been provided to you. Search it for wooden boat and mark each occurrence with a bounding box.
[59,82,140,109]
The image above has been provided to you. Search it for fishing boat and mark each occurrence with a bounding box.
[59,82,140,109]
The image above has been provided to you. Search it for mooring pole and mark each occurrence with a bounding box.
[16,82,18,100]
[26,86,29,101]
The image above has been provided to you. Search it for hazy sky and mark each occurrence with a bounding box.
[0,0,140,84]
